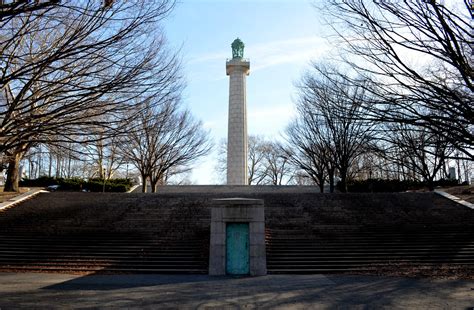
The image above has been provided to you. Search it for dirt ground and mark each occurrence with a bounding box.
[0,187,30,203]
[440,185,474,204]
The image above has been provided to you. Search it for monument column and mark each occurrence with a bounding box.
[226,38,250,185]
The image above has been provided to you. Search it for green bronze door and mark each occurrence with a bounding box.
[226,223,249,275]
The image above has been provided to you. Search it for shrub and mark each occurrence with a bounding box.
[84,179,129,192]
[20,176,58,187]
[338,179,415,192]
[433,178,459,187]
[20,177,132,192]
[59,178,84,191]
[339,178,461,193]
[88,178,132,187]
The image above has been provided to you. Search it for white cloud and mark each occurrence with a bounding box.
[189,36,329,72]
[249,37,329,72]
[189,51,228,64]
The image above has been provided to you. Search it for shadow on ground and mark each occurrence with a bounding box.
[43,274,234,291]
[0,273,472,309]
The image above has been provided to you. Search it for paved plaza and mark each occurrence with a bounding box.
[0,272,472,309]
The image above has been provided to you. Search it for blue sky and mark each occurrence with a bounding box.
[164,0,331,184]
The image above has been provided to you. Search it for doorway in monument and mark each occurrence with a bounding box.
[226,223,250,275]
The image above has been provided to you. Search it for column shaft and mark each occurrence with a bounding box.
[226,60,249,185]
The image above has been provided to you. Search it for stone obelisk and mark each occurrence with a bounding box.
[226,38,250,185]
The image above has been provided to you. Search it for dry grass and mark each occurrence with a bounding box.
[440,185,474,204]
[0,187,30,203]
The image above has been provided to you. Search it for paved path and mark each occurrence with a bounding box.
[0,272,472,309]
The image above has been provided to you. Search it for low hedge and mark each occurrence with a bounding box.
[340,178,460,192]
[20,176,57,187]
[20,177,132,192]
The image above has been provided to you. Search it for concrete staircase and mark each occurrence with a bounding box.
[0,233,209,273]
[265,228,474,273]
[0,189,472,275]
[263,192,474,274]
[0,192,210,274]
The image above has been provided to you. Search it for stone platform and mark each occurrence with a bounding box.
[0,186,472,275]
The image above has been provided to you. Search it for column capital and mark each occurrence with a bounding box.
[226,59,250,76]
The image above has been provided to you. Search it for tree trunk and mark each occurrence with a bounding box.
[28,159,34,179]
[48,152,52,177]
[456,158,461,183]
[318,176,324,193]
[328,174,334,193]
[150,179,157,193]
[141,174,147,193]
[56,154,61,178]
[339,168,348,193]
[427,178,435,191]
[4,153,22,192]
[37,153,42,177]
[327,167,335,193]
[67,152,72,178]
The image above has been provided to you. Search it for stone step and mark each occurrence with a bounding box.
[0,240,206,247]
[0,238,207,244]
[267,244,474,251]
[267,237,474,242]
[0,266,208,274]
[0,247,207,254]
[0,260,207,266]
[267,257,474,263]
[0,247,206,254]
[267,266,474,274]
[267,230,474,236]
[0,255,202,261]
[267,261,474,268]
[0,253,206,260]
[266,250,474,256]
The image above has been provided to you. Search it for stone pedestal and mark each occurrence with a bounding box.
[209,198,266,276]
[226,59,250,185]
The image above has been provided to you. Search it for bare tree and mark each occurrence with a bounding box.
[215,135,270,185]
[284,120,328,192]
[3,143,28,191]
[214,139,227,184]
[84,129,124,180]
[261,141,294,185]
[0,1,61,20]
[292,169,318,186]
[0,0,179,191]
[148,108,211,192]
[382,123,454,191]
[216,135,297,185]
[121,100,211,193]
[290,64,376,192]
[247,136,270,185]
[323,1,473,159]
